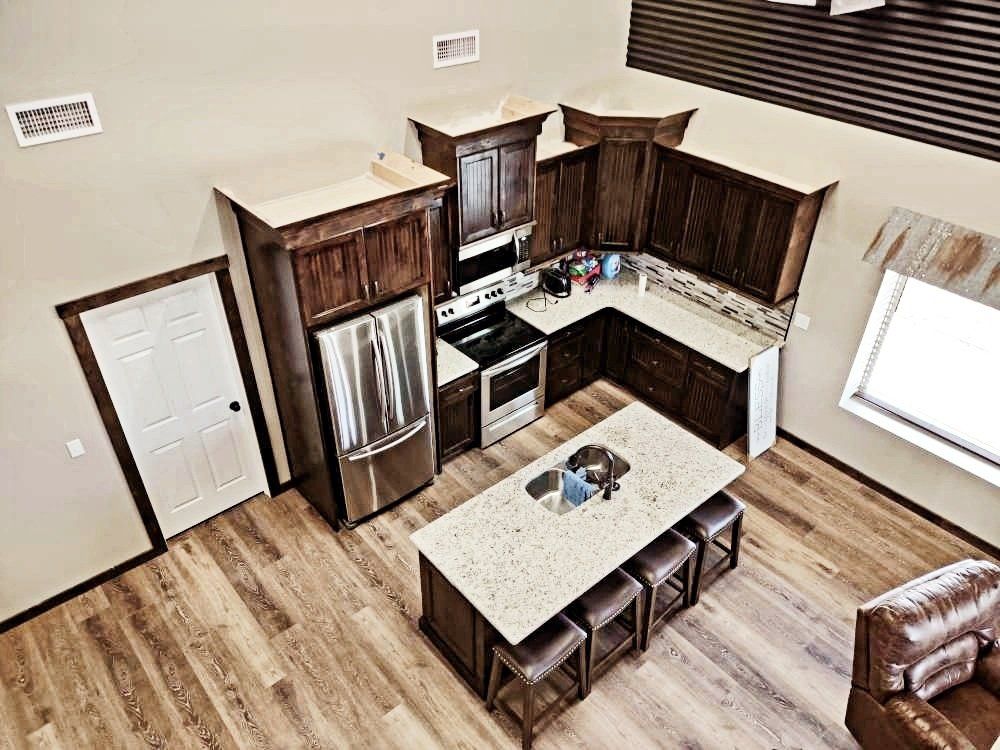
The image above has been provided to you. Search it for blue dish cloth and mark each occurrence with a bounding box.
[562,468,597,507]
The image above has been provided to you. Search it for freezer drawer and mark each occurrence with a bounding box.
[339,416,434,523]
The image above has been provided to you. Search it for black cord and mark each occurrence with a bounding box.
[525,286,558,313]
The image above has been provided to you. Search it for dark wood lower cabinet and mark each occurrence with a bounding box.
[545,315,605,407]
[436,372,479,463]
[419,553,498,698]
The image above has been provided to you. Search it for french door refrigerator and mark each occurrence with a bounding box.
[316,295,434,524]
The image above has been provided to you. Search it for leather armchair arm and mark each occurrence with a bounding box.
[884,693,976,750]
[974,645,1000,695]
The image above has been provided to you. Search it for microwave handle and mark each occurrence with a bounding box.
[482,342,547,377]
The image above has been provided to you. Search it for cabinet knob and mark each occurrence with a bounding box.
[362,283,370,299]
[373,280,381,296]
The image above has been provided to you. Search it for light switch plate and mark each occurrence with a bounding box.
[793,313,811,331]
[66,438,85,458]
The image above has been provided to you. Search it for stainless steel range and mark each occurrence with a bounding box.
[436,274,547,447]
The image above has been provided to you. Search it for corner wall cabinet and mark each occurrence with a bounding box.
[646,147,830,305]
[560,105,696,254]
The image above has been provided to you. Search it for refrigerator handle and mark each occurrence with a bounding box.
[370,340,390,432]
[376,330,396,424]
[346,418,426,461]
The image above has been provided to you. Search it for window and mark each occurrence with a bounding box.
[842,271,1000,485]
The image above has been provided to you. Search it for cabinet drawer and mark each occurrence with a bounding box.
[439,372,479,405]
[629,326,689,386]
[549,332,584,368]
[689,353,733,386]
[630,369,683,415]
[546,361,583,405]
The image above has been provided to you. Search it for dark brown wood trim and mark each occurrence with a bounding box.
[776,428,1000,561]
[214,267,281,495]
[0,547,163,634]
[56,256,229,319]
[62,314,169,554]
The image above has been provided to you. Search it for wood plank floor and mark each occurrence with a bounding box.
[1,380,994,749]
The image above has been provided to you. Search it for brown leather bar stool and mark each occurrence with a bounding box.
[565,567,643,696]
[485,613,587,750]
[677,489,746,605]
[624,529,698,651]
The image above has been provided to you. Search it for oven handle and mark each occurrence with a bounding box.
[481,342,547,377]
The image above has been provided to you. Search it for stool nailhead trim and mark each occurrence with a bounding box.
[493,636,586,686]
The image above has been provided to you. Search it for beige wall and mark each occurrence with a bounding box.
[568,68,1000,547]
[0,0,629,621]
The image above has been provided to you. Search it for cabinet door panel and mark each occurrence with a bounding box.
[678,170,725,272]
[630,327,689,387]
[458,149,499,245]
[682,356,733,442]
[438,374,479,462]
[294,229,369,324]
[712,184,755,285]
[582,314,605,382]
[498,140,534,229]
[429,201,453,304]
[742,194,796,301]
[365,211,429,298]
[546,361,583,406]
[594,138,647,250]
[648,151,693,261]
[603,312,631,382]
[531,160,560,266]
[555,151,592,252]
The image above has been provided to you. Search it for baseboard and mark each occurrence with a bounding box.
[776,428,1000,561]
[0,546,165,634]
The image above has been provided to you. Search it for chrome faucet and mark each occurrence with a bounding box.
[568,444,620,500]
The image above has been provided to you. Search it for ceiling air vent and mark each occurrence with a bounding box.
[433,30,480,69]
[6,93,102,148]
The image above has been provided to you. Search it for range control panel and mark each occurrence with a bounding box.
[436,272,538,326]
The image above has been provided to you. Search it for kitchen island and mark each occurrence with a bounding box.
[410,401,745,697]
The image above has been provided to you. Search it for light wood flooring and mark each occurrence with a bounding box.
[1,380,993,749]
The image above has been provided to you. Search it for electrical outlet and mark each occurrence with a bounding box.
[793,313,811,331]
[66,438,86,458]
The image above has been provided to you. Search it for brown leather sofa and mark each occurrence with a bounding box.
[846,559,1000,750]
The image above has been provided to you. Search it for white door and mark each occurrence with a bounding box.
[81,274,267,537]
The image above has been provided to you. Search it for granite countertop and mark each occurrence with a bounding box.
[507,270,779,373]
[410,402,745,644]
[436,340,478,386]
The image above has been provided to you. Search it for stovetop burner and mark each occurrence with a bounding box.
[439,304,546,369]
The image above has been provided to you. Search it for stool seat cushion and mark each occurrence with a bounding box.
[679,490,746,541]
[625,529,697,586]
[494,613,586,685]
[567,568,642,630]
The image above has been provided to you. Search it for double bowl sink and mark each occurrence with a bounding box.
[525,445,630,515]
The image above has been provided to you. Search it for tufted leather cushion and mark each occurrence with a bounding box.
[625,529,697,587]
[494,613,586,685]
[677,490,746,542]
[856,560,1000,703]
[883,693,977,750]
[566,568,643,630]
[906,633,981,700]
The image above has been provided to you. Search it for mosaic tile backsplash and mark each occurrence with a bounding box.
[622,254,794,340]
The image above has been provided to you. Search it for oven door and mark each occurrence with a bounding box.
[481,342,548,426]
[457,237,519,295]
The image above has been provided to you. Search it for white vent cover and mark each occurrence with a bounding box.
[432,30,480,69]
[6,93,102,148]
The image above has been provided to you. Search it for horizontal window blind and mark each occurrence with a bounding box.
[626,0,1000,162]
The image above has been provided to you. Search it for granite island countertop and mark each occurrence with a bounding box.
[410,402,745,644]
[436,339,478,386]
[508,270,779,373]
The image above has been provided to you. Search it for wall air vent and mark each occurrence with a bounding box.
[432,30,480,69]
[6,93,102,148]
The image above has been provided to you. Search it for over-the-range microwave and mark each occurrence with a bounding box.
[455,224,533,295]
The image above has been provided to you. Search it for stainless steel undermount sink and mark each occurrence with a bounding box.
[525,447,630,515]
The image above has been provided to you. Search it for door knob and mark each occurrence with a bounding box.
[229,401,241,412]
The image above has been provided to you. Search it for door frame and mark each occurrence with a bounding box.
[55,255,281,553]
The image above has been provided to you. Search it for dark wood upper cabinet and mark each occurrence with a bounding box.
[413,112,552,249]
[561,105,696,255]
[429,199,454,305]
[498,140,534,230]
[364,211,429,300]
[294,230,370,325]
[531,147,598,267]
[457,149,500,245]
[531,160,560,266]
[645,146,832,305]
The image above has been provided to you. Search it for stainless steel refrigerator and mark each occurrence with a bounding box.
[315,295,434,524]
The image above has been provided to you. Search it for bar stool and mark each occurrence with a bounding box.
[565,567,643,696]
[624,529,698,651]
[485,613,587,750]
[677,489,746,605]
